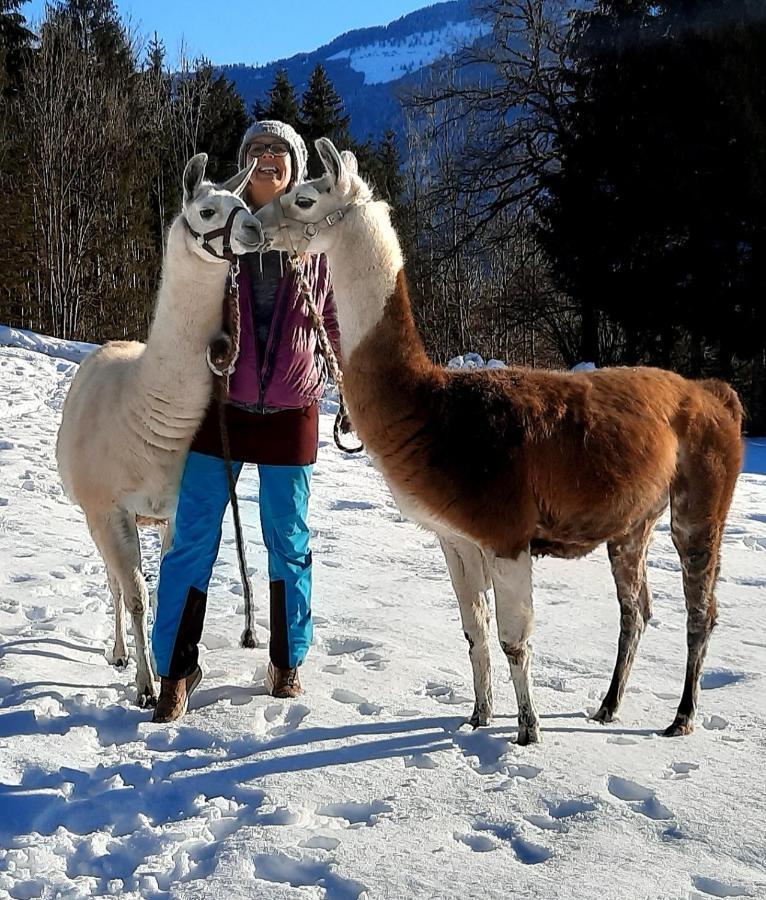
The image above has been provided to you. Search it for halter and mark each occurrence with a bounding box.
[269,193,353,256]
[186,204,249,262]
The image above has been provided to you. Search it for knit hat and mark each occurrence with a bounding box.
[237,120,308,189]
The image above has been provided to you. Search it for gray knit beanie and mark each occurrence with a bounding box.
[237,120,308,188]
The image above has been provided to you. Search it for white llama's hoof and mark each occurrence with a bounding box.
[107,649,129,668]
[136,684,158,708]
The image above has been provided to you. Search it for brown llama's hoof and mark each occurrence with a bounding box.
[516,724,541,746]
[108,654,129,669]
[469,703,492,729]
[663,719,694,738]
[592,706,616,724]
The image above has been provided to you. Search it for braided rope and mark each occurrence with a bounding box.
[288,255,364,454]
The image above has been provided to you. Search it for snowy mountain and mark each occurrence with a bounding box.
[220,1,491,143]
[1,330,766,898]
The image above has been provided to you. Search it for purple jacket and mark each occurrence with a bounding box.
[228,253,341,410]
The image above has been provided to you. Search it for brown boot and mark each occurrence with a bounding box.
[266,662,302,698]
[151,666,202,723]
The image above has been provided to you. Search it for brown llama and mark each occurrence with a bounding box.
[255,138,744,744]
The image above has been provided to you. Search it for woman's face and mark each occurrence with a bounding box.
[245,133,293,209]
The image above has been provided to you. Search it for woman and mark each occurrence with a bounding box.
[151,120,341,722]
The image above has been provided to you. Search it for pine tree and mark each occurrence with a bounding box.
[48,0,133,73]
[537,0,766,387]
[0,0,33,94]
[257,67,299,127]
[299,64,350,175]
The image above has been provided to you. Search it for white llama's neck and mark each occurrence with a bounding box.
[141,217,229,391]
[325,201,404,361]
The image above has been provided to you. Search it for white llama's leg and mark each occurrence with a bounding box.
[106,570,129,668]
[439,534,493,727]
[88,510,158,708]
[150,518,175,617]
[489,548,540,745]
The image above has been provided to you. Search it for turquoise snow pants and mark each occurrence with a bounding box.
[152,451,313,679]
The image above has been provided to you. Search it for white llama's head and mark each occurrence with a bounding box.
[182,153,266,262]
[254,138,373,256]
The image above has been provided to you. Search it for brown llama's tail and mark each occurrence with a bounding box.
[699,379,744,428]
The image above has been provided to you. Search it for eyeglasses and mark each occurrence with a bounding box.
[246,141,291,159]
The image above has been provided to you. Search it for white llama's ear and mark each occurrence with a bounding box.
[221,157,257,198]
[183,153,208,206]
[316,138,349,192]
[340,150,358,176]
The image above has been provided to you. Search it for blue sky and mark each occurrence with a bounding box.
[20,0,432,66]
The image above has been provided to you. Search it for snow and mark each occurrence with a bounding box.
[1,335,765,900]
[327,20,492,85]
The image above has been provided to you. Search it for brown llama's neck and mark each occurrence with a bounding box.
[325,200,430,376]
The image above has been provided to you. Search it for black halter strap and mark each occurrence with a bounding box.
[187,204,247,261]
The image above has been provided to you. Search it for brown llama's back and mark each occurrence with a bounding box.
[360,361,743,559]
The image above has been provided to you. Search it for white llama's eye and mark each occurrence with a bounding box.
[295,197,315,210]
[199,208,215,220]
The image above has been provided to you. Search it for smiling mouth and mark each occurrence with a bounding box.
[257,166,279,176]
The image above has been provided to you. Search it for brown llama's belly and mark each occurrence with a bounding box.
[530,537,603,559]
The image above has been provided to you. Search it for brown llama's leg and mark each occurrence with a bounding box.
[490,549,539,745]
[665,438,739,737]
[594,502,666,723]
[88,509,157,708]
[439,534,493,727]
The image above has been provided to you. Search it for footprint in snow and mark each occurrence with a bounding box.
[299,835,341,851]
[525,797,598,832]
[322,664,346,675]
[404,753,438,770]
[424,681,472,706]
[702,715,729,731]
[323,636,375,656]
[607,775,674,820]
[456,821,552,864]
[332,689,382,716]
[358,650,387,671]
[667,761,699,780]
[315,800,393,827]
[330,499,380,511]
[253,851,369,899]
[691,875,754,897]
[700,669,746,690]
[262,702,310,736]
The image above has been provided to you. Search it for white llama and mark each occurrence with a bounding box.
[56,153,264,706]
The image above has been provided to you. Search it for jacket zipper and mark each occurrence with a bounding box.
[257,254,291,411]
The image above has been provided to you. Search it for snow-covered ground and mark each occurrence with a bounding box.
[327,20,492,85]
[0,337,765,900]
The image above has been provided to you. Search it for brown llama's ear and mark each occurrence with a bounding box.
[221,157,257,198]
[316,138,350,193]
[183,153,208,207]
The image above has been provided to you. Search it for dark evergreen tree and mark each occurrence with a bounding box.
[256,67,299,128]
[0,0,33,94]
[188,59,248,181]
[299,64,350,175]
[48,0,133,73]
[537,0,766,412]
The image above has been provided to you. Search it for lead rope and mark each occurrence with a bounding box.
[287,254,364,454]
[206,258,257,650]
